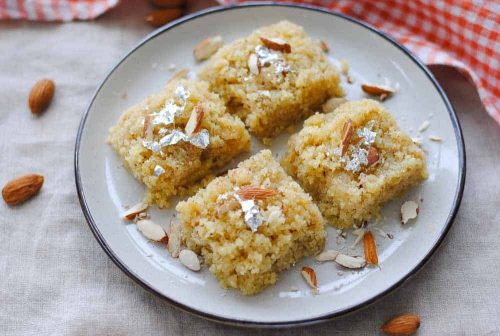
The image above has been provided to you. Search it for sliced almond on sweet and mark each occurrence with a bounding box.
[322,97,348,113]
[167,220,182,258]
[216,195,240,217]
[335,253,366,269]
[193,35,223,61]
[236,186,277,200]
[367,147,380,167]
[341,119,354,156]
[260,36,291,53]
[123,202,149,220]
[363,231,379,265]
[361,84,395,97]
[248,53,260,75]
[301,266,318,289]
[315,249,339,262]
[142,115,153,139]
[381,314,421,335]
[401,201,419,224]
[319,40,329,53]
[136,219,168,244]
[185,104,204,136]
[179,249,201,271]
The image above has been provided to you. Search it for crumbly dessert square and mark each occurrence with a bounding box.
[108,79,251,208]
[176,150,325,295]
[198,20,343,139]
[281,99,428,229]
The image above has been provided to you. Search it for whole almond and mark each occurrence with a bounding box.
[381,314,421,335]
[145,8,182,27]
[29,79,55,114]
[363,231,379,265]
[2,174,44,205]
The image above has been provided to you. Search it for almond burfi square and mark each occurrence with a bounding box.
[199,20,343,139]
[176,150,325,295]
[281,99,428,229]
[108,79,251,208]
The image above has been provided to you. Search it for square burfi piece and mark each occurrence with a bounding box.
[198,20,343,139]
[281,99,427,229]
[176,150,325,295]
[108,79,251,208]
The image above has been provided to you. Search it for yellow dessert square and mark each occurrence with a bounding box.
[176,150,325,295]
[199,20,343,139]
[108,79,251,208]
[281,99,428,229]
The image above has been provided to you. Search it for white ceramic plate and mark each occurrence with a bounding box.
[75,4,465,327]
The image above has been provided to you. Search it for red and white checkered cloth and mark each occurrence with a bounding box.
[1,0,498,124]
[0,0,117,21]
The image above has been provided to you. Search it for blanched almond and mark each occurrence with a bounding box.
[361,84,395,96]
[322,97,347,113]
[123,202,149,220]
[236,186,277,200]
[363,231,379,265]
[248,53,260,75]
[185,104,204,136]
[381,314,421,335]
[335,254,366,269]
[341,119,354,156]
[260,37,291,53]
[401,201,419,224]
[136,219,168,243]
[193,35,223,61]
[301,266,317,289]
[367,147,380,167]
[315,249,339,262]
[179,249,201,271]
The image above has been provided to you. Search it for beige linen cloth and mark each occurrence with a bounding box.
[1,3,499,335]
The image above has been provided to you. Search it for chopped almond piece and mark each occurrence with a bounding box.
[341,119,354,156]
[260,36,291,53]
[363,231,379,265]
[193,35,223,61]
[123,202,149,220]
[185,104,204,136]
[367,147,380,167]
[401,201,419,224]
[301,266,318,289]
[236,186,277,200]
[319,40,329,52]
[361,84,395,97]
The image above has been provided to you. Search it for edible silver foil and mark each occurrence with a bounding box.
[158,129,210,149]
[234,194,263,232]
[344,146,368,172]
[254,45,291,77]
[187,129,209,149]
[153,165,165,177]
[357,126,376,146]
[152,99,181,126]
[175,84,190,102]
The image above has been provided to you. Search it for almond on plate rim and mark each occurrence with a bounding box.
[123,202,149,220]
[193,35,223,61]
[334,253,366,269]
[2,174,44,205]
[301,266,318,289]
[185,103,204,136]
[401,200,419,224]
[363,231,379,265]
[236,186,278,200]
[260,36,291,53]
[29,79,55,115]
[381,313,421,335]
[361,83,395,97]
[136,219,169,244]
[179,249,201,271]
[315,249,340,262]
[319,40,329,52]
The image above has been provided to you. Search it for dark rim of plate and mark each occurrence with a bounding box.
[74,2,466,328]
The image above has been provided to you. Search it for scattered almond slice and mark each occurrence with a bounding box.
[167,220,182,258]
[374,227,393,239]
[185,104,204,136]
[123,202,149,220]
[341,119,354,156]
[179,249,201,271]
[136,219,168,244]
[236,186,277,200]
[412,137,423,146]
[301,266,318,290]
[319,40,329,53]
[248,53,260,75]
[363,231,379,265]
[315,249,340,262]
[351,227,366,248]
[142,115,153,140]
[260,36,291,53]
[367,147,380,167]
[335,254,366,269]
[361,84,395,98]
[381,314,421,335]
[401,200,419,224]
[340,59,349,75]
[193,35,223,61]
[428,135,443,142]
[417,120,431,133]
[322,97,348,113]
[168,68,189,83]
